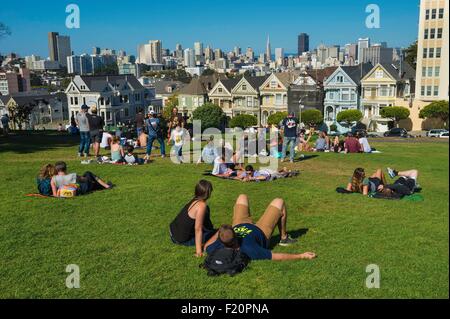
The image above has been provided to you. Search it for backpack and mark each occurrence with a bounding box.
[37,178,52,196]
[57,184,80,198]
[201,248,250,277]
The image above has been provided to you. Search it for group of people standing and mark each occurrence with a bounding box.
[71,104,187,163]
[75,104,105,158]
[277,112,374,161]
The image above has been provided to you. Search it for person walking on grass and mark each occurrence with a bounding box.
[76,104,91,158]
[135,108,145,138]
[87,107,105,158]
[145,111,166,161]
[204,194,316,261]
[1,113,10,136]
[280,112,299,163]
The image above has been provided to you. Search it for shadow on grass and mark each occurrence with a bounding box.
[269,228,309,249]
[294,155,319,162]
[0,132,80,154]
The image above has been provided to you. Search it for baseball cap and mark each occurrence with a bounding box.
[149,110,155,115]
[81,104,90,110]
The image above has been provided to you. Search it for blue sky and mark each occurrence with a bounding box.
[0,0,420,58]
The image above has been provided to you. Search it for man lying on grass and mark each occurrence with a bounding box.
[235,165,299,182]
[345,167,420,198]
[376,168,421,199]
[204,194,316,261]
[51,161,112,197]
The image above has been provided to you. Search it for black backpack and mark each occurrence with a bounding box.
[201,248,250,277]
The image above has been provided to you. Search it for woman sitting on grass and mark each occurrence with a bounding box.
[332,136,345,153]
[346,168,387,196]
[124,145,144,165]
[110,136,125,163]
[51,161,112,197]
[297,130,312,152]
[37,164,57,196]
[169,180,216,257]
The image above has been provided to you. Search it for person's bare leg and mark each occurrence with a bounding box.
[94,142,100,157]
[235,194,249,207]
[269,198,288,240]
[372,169,387,184]
[398,170,419,179]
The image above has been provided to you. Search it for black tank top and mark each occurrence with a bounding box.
[170,200,214,243]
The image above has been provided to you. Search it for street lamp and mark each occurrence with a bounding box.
[298,99,305,128]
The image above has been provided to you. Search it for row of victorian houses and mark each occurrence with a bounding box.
[175,61,416,132]
[2,62,413,132]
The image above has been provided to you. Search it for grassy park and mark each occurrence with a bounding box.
[0,132,448,299]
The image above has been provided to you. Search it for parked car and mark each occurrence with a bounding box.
[427,129,449,137]
[384,128,409,138]
[439,132,449,139]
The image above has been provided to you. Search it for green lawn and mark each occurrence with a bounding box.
[0,133,448,299]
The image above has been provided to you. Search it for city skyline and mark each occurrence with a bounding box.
[0,0,420,57]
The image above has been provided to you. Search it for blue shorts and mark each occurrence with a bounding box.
[170,229,216,246]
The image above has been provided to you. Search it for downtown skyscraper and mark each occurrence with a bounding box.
[298,33,309,56]
[266,35,272,62]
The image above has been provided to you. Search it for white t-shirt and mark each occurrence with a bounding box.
[101,132,112,148]
[124,154,136,164]
[212,156,228,176]
[359,137,372,153]
[171,130,184,147]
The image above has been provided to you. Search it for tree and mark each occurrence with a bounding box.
[337,109,363,128]
[404,41,418,70]
[61,77,72,90]
[267,112,288,126]
[8,103,35,130]
[380,106,410,127]
[0,22,11,38]
[192,103,226,131]
[301,109,323,128]
[94,63,119,75]
[419,100,449,128]
[229,114,257,129]
[201,69,216,76]
[162,94,179,120]
[30,73,43,87]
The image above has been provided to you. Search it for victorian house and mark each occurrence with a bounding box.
[323,63,372,131]
[361,62,416,132]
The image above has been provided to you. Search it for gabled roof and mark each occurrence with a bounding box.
[9,95,50,106]
[387,61,416,81]
[77,75,145,92]
[307,66,338,84]
[244,75,270,90]
[178,78,208,96]
[221,78,241,92]
[153,80,186,95]
[274,72,296,88]
[341,63,373,85]
[0,95,11,105]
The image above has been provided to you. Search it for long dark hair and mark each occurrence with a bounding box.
[194,180,213,201]
[351,168,366,193]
